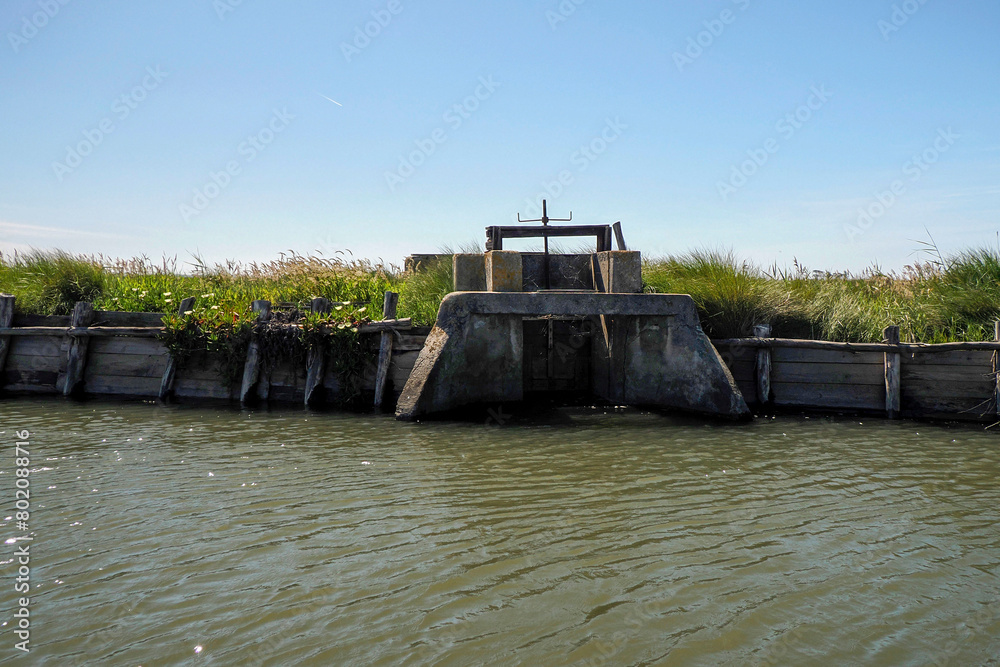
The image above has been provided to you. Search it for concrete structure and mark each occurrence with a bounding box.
[395,292,751,421]
[453,254,486,291]
[454,250,644,294]
[485,251,523,292]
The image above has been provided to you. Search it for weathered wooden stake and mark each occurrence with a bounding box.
[612,221,627,251]
[63,301,94,396]
[993,320,1000,417]
[754,324,772,406]
[0,295,15,384]
[884,325,901,419]
[304,297,331,407]
[158,296,196,402]
[373,291,399,410]
[239,300,271,406]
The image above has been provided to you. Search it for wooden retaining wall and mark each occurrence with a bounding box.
[0,294,427,409]
[2,292,998,423]
[714,324,1000,422]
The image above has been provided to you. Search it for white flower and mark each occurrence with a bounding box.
[358,307,366,313]
[211,305,219,310]
[165,299,173,304]
[183,310,193,315]
[163,292,172,297]
[335,305,343,311]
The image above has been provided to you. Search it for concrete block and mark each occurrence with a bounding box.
[453,254,486,292]
[486,251,522,292]
[596,251,642,293]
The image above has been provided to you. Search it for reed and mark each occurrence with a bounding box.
[3,245,1000,342]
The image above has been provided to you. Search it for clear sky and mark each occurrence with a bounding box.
[2,0,998,272]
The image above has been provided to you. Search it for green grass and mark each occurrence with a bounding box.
[3,245,1000,342]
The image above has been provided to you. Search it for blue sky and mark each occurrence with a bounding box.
[2,0,998,272]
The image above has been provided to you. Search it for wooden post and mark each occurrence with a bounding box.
[993,321,1000,418]
[612,221,627,251]
[304,297,331,407]
[754,324,772,407]
[373,291,399,410]
[0,295,14,384]
[158,297,196,402]
[63,301,94,396]
[884,325,901,419]
[239,300,271,406]
[601,227,613,252]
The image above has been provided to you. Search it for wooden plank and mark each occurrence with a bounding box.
[772,361,885,385]
[5,354,63,372]
[175,355,224,381]
[902,391,994,419]
[395,333,429,347]
[63,302,94,396]
[904,350,994,367]
[612,221,626,251]
[713,337,1000,353]
[83,374,161,397]
[5,336,65,358]
[0,295,14,382]
[357,318,411,334]
[771,382,884,411]
[772,347,883,365]
[726,359,755,385]
[92,311,166,327]
[89,335,168,356]
[304,297,330,407]
[374,292,399,409]
[11,314,71,327]
[902,364,994,383]
[174,377,235,400]
[268,362,304,388]
[754,324,772,406]
[884,326,901,419]
[240,300,271,406]
[0,326,161,337]
[493,225,610,239]
[3,370,59,391]
[390,350,420,389]
[267,384,301,403]
[85,353,169,378]
[994,321,1000,419]
[901,378,994,400]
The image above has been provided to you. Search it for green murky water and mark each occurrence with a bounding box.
[1,398,999,665]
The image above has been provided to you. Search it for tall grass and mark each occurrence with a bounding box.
[643,248,1000,342]
[3,245,1000,341]
[0,249,404,321]
[397,255,453,326]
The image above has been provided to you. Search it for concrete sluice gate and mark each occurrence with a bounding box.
[395,248,751,421]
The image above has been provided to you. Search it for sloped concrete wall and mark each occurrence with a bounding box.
[396,292,750,421]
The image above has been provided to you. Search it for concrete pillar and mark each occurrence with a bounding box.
[486,251,522,292]
[596,251,642,293]
[453,254,486,291]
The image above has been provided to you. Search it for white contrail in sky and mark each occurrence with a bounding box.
[317,93,343,106]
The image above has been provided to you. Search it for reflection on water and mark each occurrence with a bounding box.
[1,398,999,665]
